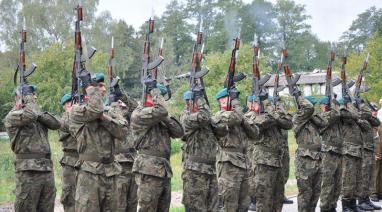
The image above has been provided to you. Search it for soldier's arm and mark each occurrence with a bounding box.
[369,116,381,127]
[70,87,104,123]
[242,116,259,139]
[37,112,61,130]
[310,113,328,128]
[211,113,229,137]
[324,109,341,125]
[356,119,372,132]
[162,116,184,138]
[275,111,293,130]
[100,113,129,139]
[4,106,38,128]
[121,92,138,116]
[252,113,277,131]
[181,99,210,130]
[58,117,72,143]
[293,97,314,124]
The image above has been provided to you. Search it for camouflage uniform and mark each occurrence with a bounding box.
[130,88,184,212]
[359,103,381,200]
[319,106,343,211]
[211,100,259,212]
[250,104,293,212]
[293,98,326,212]
[58,111,79,212]
[4,95,60,212]
[372,125,382,198]
[340,104,364,208]
[109,95,139,212]
[69,87,128,212]
[180,98,218,212]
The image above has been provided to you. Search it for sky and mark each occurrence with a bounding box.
[98,0,382,42]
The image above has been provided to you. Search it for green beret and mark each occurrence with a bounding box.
[216,88,228,100]
[156,83,168,95]
[305,96,318,105]
[183,91,192,101]
[92,73,105,83]
[248,95,259,102]
[60,93,72,106]
[319,96,329,105]
[13,84,37,96]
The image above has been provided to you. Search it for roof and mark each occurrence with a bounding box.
[263,72,340,87]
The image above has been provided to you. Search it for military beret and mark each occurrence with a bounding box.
[268,96,274,102]
[305,96,318,105]
[92,72,105,83]
[13,84,37,96]
[216,88,228,100]
[319,96,329,105]
[248,95,259,103]
[183,90,192,101]
[60,93,72,106]
[337,98,345,105]
[156,83,168,95]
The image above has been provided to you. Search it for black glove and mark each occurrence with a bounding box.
[192,86,204,100]
[259,90,268,101]
[144,78,157,93]
[229,88,240,100]
[79,68,92,88]
[292,88,301,97]
[21,84,35,95]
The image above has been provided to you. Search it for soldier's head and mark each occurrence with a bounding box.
[60,93,73,112]
[247,95,260,113]
[144,83,168,107]
[14,84,37,105]
[319,96,329,112]
[84,73,106,97]
[370,102,379,117]
[216,88,240,111]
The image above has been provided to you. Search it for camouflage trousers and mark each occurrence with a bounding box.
[341,154,362,200]
[217,161,250,212]
[360,149,375,198]
[61,165,77,212]
[281,149,290,186]
[75,170,118,212]
[15,171,56,212]
[254,164,284,212]
[135,173,171,212]
[295,156,321,212]
[373,159,382,198]
[319,151,342,210]
[182,169,218,212]
[115,163,137,212]
[248,163,256,201]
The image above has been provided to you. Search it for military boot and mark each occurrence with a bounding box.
[342,199,352,212]
[366,197,382,210]
[357,198,374,211]
[283,197,293,204]
[330,208,337,212]
[248,202,256,211]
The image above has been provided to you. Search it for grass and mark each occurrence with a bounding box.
[0,131,298,205]
[170,206,185,212]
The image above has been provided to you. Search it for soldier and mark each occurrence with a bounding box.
[249,94,293,212]
[318,96,343,212]
[69,73,129,211]
[211,88,259,212]
[180,90,218,212]
[58,93,78,212]
[357,102,381,210]
[293,96,326,212]
[371,103,382,202]
[107,81,139,212]
[340,98,365,212]
[4,84,60,212]
[130,83,183,212]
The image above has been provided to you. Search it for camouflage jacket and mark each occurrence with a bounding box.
[340,105,363,158]
[249,105,293,168]
[320,106,343,154]
[69,87,128,176]
[4,95,60,172]
[359,103,381,151]
[130,89,184,178]
[58,111,78,167]
[180,98,217,175]
[211,101,259,169]
[293,97,326,160]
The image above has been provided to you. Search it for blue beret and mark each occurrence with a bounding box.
[337,98,345,105]
[319,96,329,105]
[156,83,168,95]
[268,96,274,102]
[183,91,192,101]
[248,95,259,102]
[305,96,318,105]
[92,73,104,83]
[60,93,72,106]
[216,88,228,100]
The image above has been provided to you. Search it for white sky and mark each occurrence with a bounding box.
[98,0,382,42]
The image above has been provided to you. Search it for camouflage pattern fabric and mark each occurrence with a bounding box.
[360,150,375,198]
[373,125,382,198]
[115,163,137,212]
[130,88,183,212]
[281,129,290,186]
[341,154,362,200]
[4,95,60,212]
[61,165,77,212]
[180,98,218,211]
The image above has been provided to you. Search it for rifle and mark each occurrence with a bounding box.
[273,54,286,110]
[106,36,121,104]
[353,53,370,109]
[72,1,97,105]
[13,17,37,105]
[224,36,246,110]
[282,46,301,109]
[153,38,172,101]
[325,43,336,109]
[141,17,164,105]
[251,34,271,113]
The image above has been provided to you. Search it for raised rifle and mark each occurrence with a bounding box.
[72,1,97,105]
[153,38,172,101]
[251,34,270,113]
[13,17,37,105]
[282,46,301,109]
[107,36,121,104]
[273,54,286,110]
[141,17,164,105]
[224,36,246,110]
[353,53,370,109]
[325,43,336,109]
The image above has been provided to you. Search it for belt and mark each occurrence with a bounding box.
[139,150,169,159]
[79,154,114,164]
[298,144,322,151]
[63,150,79,158]
[188,155,216,165]
[221,147,244,153]
[16,153,51,159]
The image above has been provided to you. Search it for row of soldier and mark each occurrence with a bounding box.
[4,69,382,212]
